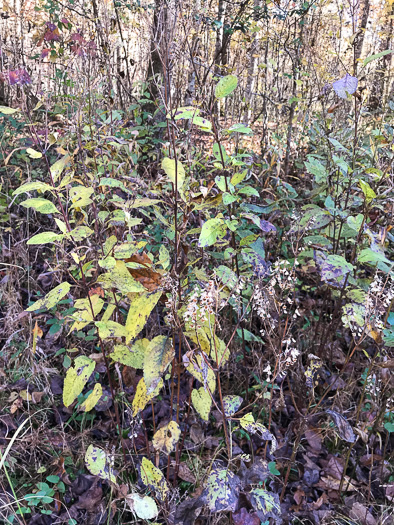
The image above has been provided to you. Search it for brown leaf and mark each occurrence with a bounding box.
[326,409,356,443]
[125,253,164,292]
[177,463,197,484]
[293,488,305,505]
[349,502,377,525]
[305,428,322,452]
[233,508,260,525]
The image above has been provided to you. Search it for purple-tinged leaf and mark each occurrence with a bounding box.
[8,69,32,86]
[332,74,358,99]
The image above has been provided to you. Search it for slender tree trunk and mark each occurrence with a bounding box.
[354,0,370,65]
[369,3,393,110]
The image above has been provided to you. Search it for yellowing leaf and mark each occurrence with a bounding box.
[109,339,149,368]
[51,154,71,183]
[85,444,116,483]
[126,493,158,520]
[152,421,181,454]
[240,413,277,452]
[26,148,42,159]
[250,488,281,520]
[125,291,162,344]
[191,387,212,421]
[63,355,95,407]
[222,395,243,416]
[161,157,185,189]
[215,75,238,99]
[198,218,227,248]
[144,336,174,393]
[70,295,104,332]
[132,377,163,417]
[140,457,169,501]
[202,467,240,512]
[27,232,63,245]
[0,105,20,115]
[13,181,53,196]
[95,320,128,339]
[185,354,216,393]
[80,383,103,412]
[26,282,71,312]
[98,260,146,294]
[21,198,59,215]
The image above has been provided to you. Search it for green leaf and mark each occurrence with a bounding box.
[319,254,354,286]
[358,248,391,266]
[13,181,53,196]
[191,115,212,131]
[161,157,186,189]
[191,387,212,421]
[213,143,228,164]
[268,461,280,475]
[63,355,95,407]
[26,282,71,312]
[125,291,162,344]
[198,218,227,248]
[126,493,158,520]
[384,422,394,433]
[363,49,394,66]
[359,180,376,203]
[215,75,238,99]
[168,106,201,120]
[85,445,116,483]
[227,123,253,134]
[26,148,43,159]
[0,106,20,115]
[383,329,394,347]
[27,232,63,245]
[347,214,364,232]
[110,339,149,368]
[21,198,59,215]
[144,336,174,393]
[140,457,169,501]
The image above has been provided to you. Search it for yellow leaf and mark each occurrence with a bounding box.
[152,421,181,454]
[185,353,216,393]
[63,356,95,407]
[191,387,212,421]
[125,291,162,344]
[110,339,149,368]
[140,457,169,501]
[132,377,163,417]
[144,336,174,393]
[98,260,146,294]
[95,320,128,339]
[80,383,102,412]
[32,321,43,355]
[85,444,116,483]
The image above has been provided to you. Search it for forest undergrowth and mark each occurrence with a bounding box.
[1,8,394,524]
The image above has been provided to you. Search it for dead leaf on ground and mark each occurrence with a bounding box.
[349,502,377,525]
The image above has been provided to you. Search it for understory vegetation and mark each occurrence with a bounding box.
[1,0,394,524]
